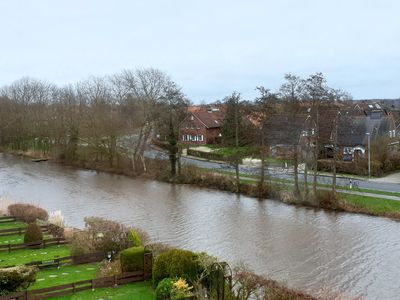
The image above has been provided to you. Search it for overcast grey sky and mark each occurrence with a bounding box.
[1,0,399,102]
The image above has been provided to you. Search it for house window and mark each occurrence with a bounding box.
[198,135,204,141]
[182,135,185,141]
[190,115,194,120]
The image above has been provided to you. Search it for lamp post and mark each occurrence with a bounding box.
[368,133,371,178]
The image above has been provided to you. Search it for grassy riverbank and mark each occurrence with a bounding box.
[4,148,400,221]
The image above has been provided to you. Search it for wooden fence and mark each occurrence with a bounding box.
[0,253,153,300]
[0,225,49,237]
[0,216,17,222]
[0,271,145,300]
[0,237,67,253]
[4,252,106,269]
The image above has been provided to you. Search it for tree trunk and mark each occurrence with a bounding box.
[313,107,319,195]
[235,159,240,193]
[293,144,300,197]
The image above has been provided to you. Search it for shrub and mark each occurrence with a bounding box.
[24,222,43,244]
[48,210,65,227]
[171,278,194,300]
[155,277,175,300]
[97,259,121,277]
[120,246,145,272]
[47,223,64,238]
[146,242,175,259]
[153,249,201,286]
[68,231,96,256]
[84,217,131,254]
[8,203,48,223]
[128,229,142,247]
[0,265,38,295]
[316,191,339,210]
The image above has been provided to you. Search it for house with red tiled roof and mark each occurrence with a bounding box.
[179,107,225,145]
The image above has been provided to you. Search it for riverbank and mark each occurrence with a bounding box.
[4,148,400,221]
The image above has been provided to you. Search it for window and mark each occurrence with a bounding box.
[198,135,204,141]
[182,135,185,141]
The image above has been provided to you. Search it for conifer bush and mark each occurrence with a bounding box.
[24,222,43,244]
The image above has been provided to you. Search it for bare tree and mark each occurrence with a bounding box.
[279,73,303,198]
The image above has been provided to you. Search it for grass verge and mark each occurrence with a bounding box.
[30,263,99,290]
[339,193,400,217]
[0,233,51,245]
[46,281,155,300]
[0,221,26,230]
[0,244,70,267]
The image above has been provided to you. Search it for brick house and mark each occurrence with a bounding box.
[179,107,224,145]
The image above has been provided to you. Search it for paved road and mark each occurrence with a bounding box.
[145,148,400,194]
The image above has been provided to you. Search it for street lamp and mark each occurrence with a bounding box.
[366,132,371,178]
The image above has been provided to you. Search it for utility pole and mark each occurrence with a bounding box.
[368,134,371,178]
[234,95,240,193]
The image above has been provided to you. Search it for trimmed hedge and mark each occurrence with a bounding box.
[152,249,201,286]
[318,159,383,176]
[120,246,145,272]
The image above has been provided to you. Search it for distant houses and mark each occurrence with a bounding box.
[172,100,400,162]
[263,102,398,161]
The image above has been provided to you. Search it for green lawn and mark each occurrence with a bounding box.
[0,233,51,245]
[30,263,99,290]
[339,193,400,215]
[0,244,70,267]
[47,281,155,300]
[0,221,26,230]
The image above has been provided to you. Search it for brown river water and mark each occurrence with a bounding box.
[0,154,399,299]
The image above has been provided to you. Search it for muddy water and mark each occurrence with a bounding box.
[0,154,399,299]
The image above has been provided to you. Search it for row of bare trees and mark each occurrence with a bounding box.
[0,69,188,174]
[220,73,352,200]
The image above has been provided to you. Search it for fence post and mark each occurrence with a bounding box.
[114,275,117,286]
[25,290,29,300]
[72,282,76,294]
[19,227,22,235]
[91,279,94,289]
[144,252,153,280]
[8,243,11,253]
[43,240,46,248]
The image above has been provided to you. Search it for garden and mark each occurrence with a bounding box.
[0,203,315,300]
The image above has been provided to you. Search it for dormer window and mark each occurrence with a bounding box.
[190,115,194,120]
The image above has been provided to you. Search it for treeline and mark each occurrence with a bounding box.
[0,68,188,173]
[0,69,354,201]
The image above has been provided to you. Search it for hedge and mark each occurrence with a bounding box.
[120,246,145,272]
